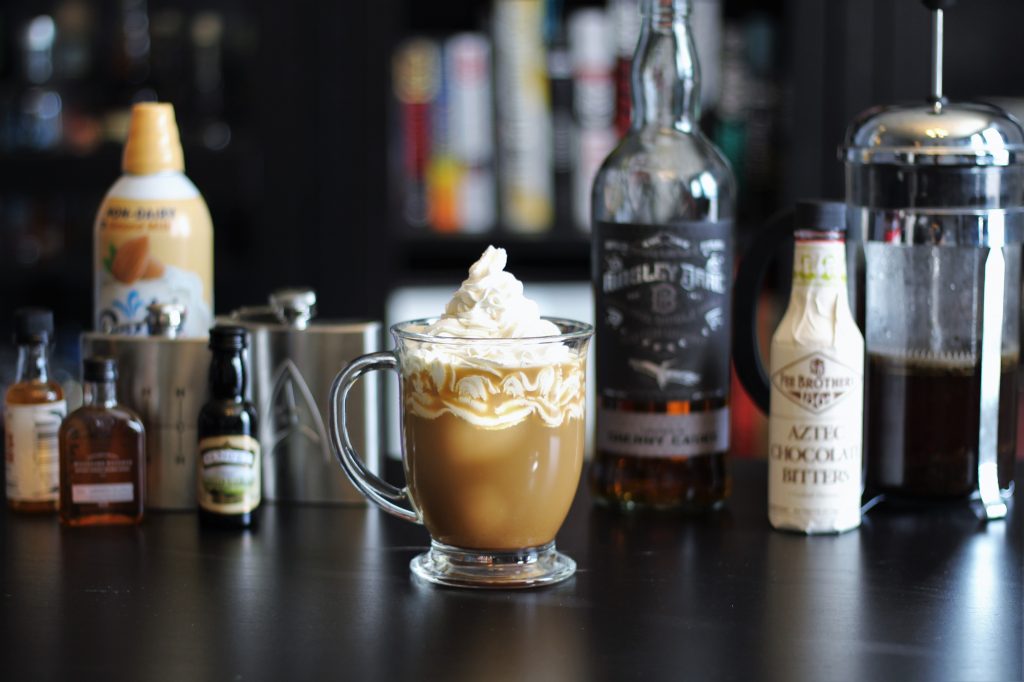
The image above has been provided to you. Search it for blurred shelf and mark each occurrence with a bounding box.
[0,141,261,194]
[0,146,121,192]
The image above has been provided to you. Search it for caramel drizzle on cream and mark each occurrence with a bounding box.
[404,360,585,429]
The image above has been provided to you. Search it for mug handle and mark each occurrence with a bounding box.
[732,208,794,415]
[328,351,420,524]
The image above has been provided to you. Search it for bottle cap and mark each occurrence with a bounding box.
[146,302,187,338]
[122,102,185,175]
[641,0,691,18]
[569,9,613,71]
[795,200,847,232]
[14,307,54,344]
[209,325,248,351]
[83,356,118,383]
[270,288,317,330]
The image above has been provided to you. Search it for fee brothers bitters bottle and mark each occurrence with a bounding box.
[590,0,736,511]
[197,326,260,528]
[768,202,864,534]
[5,308,66,512]
[59,357,145,526]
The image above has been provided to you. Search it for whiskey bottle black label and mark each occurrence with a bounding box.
[594,220,733,403]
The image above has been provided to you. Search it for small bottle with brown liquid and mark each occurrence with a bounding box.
[58,357,145,526]
[197,326,261,529]
[4,308,66,512]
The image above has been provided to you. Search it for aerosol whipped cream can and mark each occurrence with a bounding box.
[94,102,213,337]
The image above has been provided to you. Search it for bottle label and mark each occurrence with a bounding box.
[594,220,733,402]
[72,482,135,504]
[4,401,66,502]
[94,196,213,337]
[68,454,138,505]
[597,406,729,457]
[768,349,863,533]
[197,434,261,515]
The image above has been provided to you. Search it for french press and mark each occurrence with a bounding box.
[734,0,1022,520]
[844,0,1023,519]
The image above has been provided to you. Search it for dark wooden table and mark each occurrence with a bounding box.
[2,461,1022,681]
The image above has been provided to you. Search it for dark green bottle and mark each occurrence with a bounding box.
[197,326,260,528]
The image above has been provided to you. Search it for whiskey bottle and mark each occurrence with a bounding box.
[5,308,66,512]
[59,357,145,526]
[590,0,736,511]
[197,326,260,528]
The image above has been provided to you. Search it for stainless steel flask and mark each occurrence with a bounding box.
[228,289,382,504]
[82,303,208,510]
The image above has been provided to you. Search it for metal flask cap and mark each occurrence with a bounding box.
[146,303,187,338]
[270,288,317,330]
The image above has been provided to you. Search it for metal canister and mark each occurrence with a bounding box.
[82,303,208,510]
[228,289,382,504]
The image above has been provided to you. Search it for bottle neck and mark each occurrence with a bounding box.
[209,349,246,401]
[792,229,847,289]
[15,341,51,384]
[631,0,700,132]
[84,381,118,409]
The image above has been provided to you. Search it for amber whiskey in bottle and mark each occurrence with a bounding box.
[590,0,735,511]
[5,308,66,513]
[59,357,145,526]
[197,326,260,529]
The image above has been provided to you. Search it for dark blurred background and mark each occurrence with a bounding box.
[1,0,1023,442]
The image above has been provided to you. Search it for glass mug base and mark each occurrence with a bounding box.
[410,540,576,589]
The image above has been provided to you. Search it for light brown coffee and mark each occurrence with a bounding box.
[401,359,586,550]
[404,411,583,550]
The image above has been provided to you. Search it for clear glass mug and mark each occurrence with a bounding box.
[328,318,593,589]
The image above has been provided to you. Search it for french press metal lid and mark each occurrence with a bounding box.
[845,101,1024,168]
[843,0,1024,209]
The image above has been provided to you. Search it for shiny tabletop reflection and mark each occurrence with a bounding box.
[1,461,1021,681]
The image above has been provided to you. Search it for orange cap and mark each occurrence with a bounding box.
[122,102,185,174]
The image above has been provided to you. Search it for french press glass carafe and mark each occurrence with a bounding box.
[844,0,1024,519]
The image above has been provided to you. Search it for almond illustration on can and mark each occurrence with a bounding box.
[142,257,165,279]
[111,235,150,284]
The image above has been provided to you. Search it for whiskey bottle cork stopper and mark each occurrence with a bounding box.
[122,102,185,175]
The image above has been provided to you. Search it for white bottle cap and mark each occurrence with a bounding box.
[569,9,614,72]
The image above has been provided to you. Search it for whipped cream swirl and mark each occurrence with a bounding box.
[403,246,585,429]
[424,246,561,338]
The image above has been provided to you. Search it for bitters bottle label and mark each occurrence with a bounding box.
[768,349,863,532]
